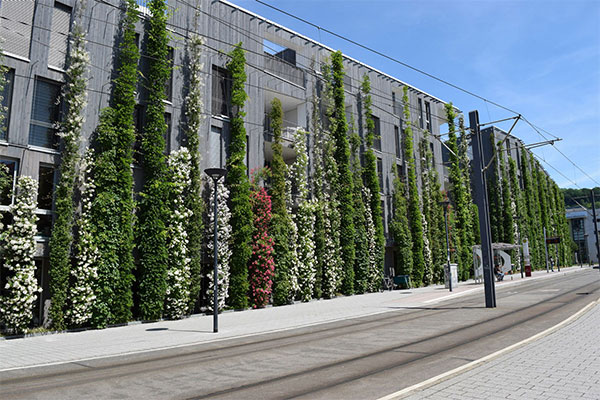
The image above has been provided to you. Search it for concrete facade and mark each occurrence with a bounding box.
[0,0,451,324]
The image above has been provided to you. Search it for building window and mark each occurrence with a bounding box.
[48,2,72,70]
[212,65,229,117]
[381,199,386,234]
[396,163,404,179]
[207,125,223,168]
[372,115,381,151]
[418,98,424,129]
[425,101,431,131]
[429,141,435,164]
[377,157,383,193]
[165,47,174,102]
[0,158,18,206]
[394,125,401,158]
[0,69,15,141]
[0,0,35,59]
[29,79,62,149]
[164,112,171,155]
[37,165,55,237]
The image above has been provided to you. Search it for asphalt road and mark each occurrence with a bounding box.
[1,270,599,400]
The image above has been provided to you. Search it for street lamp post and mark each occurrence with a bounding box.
[440,199,452,292]
[205,167,227,333]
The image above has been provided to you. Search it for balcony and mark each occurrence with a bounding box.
[264,53,305,88]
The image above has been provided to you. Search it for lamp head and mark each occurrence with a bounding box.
[205,168,227,180]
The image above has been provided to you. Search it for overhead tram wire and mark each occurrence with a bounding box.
[254,0,599,188]
[6,0,467,157]
[18,1,454,128]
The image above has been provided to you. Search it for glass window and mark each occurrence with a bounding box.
[372,115,381,151]
[207,126,223,168]
[394,125,401,158]
[29,79,61,149]
[418,98,424,129]
[212,65,229,117]
[164,112,171,155]
[0,69,14,141]
[37,165,55,210]
[425,101,431,131]
[377,157,383,192]
[48,2,72,69]
[0,158,18,205]
[165,47,174,101]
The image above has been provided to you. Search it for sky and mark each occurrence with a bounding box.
[230,0,600,189]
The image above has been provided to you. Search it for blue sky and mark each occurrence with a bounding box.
[231,0,600,189]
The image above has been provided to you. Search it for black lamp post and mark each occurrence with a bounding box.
[205,167,227,333]
[439,199,452,292]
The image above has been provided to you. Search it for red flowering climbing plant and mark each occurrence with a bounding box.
[248,169,275,308]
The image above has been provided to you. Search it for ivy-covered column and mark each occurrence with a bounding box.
[137,0,171,320]
[330,51,355,295]
[390,167,413,279]
[90,0,139,327]
[402,86,425,286]
[249,184,274,308]
[164,149,193,319]
[183,33,205,313]
[0,177,40,333]
[225,43,252,310]
[48,8,90,330]
[360,74,385,286]
[349,129,370,294]
[291,129,317,301]
[270,98,293,306]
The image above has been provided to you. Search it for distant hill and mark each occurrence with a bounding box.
[561,187,600,209]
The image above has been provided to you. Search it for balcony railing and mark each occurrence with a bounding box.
[264,126,298,145]
[264,53,305,88]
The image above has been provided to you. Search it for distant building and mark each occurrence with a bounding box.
[566,207,599,265]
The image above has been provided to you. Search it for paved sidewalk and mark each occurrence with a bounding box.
[403,300,600,400]
[0,265,590,372]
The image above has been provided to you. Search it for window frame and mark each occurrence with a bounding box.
[0,68,15,141]
[28,77,62,150]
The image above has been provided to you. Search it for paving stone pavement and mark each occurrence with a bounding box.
[0,266,589,372]
[403,300,600,400]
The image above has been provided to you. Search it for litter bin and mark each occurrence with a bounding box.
[525,265,532,277]
[444,263,458,289]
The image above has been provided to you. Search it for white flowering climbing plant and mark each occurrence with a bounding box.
[205,176,232,312]
[0,176,40,333]
[363,187,379,292]
[289,128,316,302]
[67,150,99,327]
[164,149,193,319]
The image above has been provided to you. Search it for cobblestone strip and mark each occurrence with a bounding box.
[398,300,600,400]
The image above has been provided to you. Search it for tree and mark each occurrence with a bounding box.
[360,74,385,286]
[269,98,293,306]
[90,0,139,327]
[330,51,355,295]
[183,32,205,313]
[402,86,425,286]
[48,8,90,330]
[137,0,171,320]
[0,177,40,333]
[225,43,252,310]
